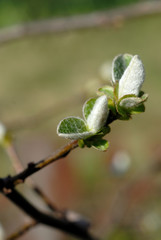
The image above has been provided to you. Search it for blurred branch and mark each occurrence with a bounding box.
[0,1,161,44]
[0,140,98,239]
[3,189,96,240]
[0,140,78,190]
[0,111,118,239]
[5,141,60,212]
[6,221,37,240]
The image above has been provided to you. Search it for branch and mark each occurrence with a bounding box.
[4,141,61,212]
[6,221,37,240]
[2,189,96,240]
[0,140,78,190]
[0,2,161,44]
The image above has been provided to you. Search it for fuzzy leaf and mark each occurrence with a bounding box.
[57,117,93,140]
[119,96,143,109]
[118,55,145,99]
[86,95,109,133]
[92,139,109,151]
[98,85,114,99]
[112,54,133,83]
[116,104,131,120]
[129,103,145,114]
[83,98,97,120]
[140,93,148,102]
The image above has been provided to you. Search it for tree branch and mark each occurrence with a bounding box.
[0,140,78,190]
[2,189,96,240]
[6,221,37,240]
[4,141,62,213]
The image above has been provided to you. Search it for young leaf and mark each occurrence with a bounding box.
[57,117,93,140]
[97,85,114,99]
[119,96,143,109]
[140,93,148,102]
[112,54,133,83]
[83,98,97,120]
[118,55,145,99]
[130,103,145,114]
[92,139,109,151]
[85,95,109,133]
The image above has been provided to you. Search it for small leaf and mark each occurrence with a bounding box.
[98,86,116,114]
[119,96,143,109]
[78,139,85,148]
[129,103,145,114]
[92,139,109,151]
[98,85,114,99]
[83,98,97,120]
[118,55,145,99]
[86,95,109,133]
[57,117,93,140]
[113,82,119,101]
[116,104,131,120]
[112,54,133,83]
[140,93,148,102]
[97,126,111,136]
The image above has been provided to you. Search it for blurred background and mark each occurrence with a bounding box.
[0,0,161,239]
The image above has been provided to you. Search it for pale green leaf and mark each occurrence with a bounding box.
[118,55,145,99]
[129,104,145,114]
[57,117,93,140]
[92,139,109,151]
[140,93,148,102]
[119,96,144,109]
[86,95,108,133]
[98,85,114,99]
[112,54,133,83]
[83,98,97,120]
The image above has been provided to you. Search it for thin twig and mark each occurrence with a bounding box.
[4,141,60,212]
[6,221,37,240]
[0,2,161,44]
[0,140,78,190]
[3,189,96,240]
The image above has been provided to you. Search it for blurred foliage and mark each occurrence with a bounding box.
[0,0,141,27]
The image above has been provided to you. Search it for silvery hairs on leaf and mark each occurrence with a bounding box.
[86,95,109,133]
[57,95,109,140]
[112,53,133,83]
[57,117,92,140]
[118,55,145,99]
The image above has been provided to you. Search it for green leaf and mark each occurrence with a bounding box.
[118,55,145,99]
[83,98,97,121]
[112,54,133,83]
[140,93,148,102]
[57,117,93,140]
[130,103,145,114]
[92,139,109,151]
[78,139,85,148]
[117,94,146,117]
[98,86,116,114]
[119,92,148,111]
[119,96,143,109]
[97,85,114,99]
[85,95,109,133]
[116,104,131,120]
[96,126,111,137]
[113,82,119,101]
